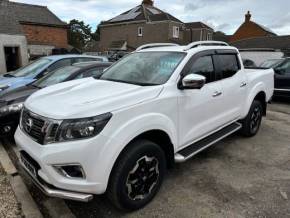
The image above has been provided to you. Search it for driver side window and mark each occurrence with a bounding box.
[188,56,214,83]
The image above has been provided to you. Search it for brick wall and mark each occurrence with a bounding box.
[21,24,68,48]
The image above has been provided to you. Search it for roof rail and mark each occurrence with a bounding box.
[136,43,179,51]
[184,41,229,51]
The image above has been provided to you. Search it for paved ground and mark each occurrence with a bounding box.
[66,101,290,218]
[0,164,22,218]
[2,101,290,218]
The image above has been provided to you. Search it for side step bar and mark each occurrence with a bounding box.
[175,122,242,163]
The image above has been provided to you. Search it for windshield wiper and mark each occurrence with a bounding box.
[100,78,160,86]
[3,73,15,78]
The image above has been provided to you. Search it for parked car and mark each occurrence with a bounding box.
[0,55,108,95]
[260,58,290,98]
[243,58,257,68]
[0,62,112,137]
[15,41,274,211]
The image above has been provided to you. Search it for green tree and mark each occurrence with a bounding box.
[91,23,101,41]
[68,19,94,50]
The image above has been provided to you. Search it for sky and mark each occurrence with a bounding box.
[12,0,290,35]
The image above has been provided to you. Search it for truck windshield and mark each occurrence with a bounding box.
[12,58,52,77]
[100,52,186,86]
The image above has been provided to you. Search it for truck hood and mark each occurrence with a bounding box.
[25,78,163,119]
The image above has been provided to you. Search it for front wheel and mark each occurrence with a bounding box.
[107,139,166,211]
[240,100,263,137]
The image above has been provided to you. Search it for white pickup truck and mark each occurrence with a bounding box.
[15,41,274,211]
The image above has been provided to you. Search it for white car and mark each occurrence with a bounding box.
[15,41,274,210]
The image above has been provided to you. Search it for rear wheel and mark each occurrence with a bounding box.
[107,139,166,211]
[240,100,263,137]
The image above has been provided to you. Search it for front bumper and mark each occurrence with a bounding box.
[20,160,93,202]
[15,127,115,196]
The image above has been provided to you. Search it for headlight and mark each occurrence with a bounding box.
[0,102,24,117]
[56,113,112,142]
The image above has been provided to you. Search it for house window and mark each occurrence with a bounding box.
[138,27,143,37]
[173,26,179,38]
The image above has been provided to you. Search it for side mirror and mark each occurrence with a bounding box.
[179,74,206,90]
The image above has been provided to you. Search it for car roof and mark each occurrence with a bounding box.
[73,61,112,68]
[136,45,238,53]
[43,54,107,61]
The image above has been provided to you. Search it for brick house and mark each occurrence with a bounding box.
[0,0,68,73]
[99,0,213,51]
[230,11,276,42]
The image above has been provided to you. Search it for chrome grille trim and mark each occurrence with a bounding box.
[20,108,62,145]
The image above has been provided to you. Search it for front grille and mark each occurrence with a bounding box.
[21,109,46,144]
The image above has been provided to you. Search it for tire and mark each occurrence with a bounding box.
[107,139,166,211]
[240,100,263,137]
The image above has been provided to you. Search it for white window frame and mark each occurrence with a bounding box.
[173,26,180,39]
[138,27,143,37]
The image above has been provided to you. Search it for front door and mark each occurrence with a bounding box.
[178,52,225,148]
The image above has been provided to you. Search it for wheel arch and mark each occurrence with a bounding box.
[242,83,267,118]
[253,91,267,116]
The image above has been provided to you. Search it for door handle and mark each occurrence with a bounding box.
[212,91,222,97]
[240,82,247,87]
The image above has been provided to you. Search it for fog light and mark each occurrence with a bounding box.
[3,125,11,133]
[54,164,85,179]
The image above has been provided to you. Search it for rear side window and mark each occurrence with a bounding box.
[47,59,72,72]
[218,54,240,79]
[189,56,214,83]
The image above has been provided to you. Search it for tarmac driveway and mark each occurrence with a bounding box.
[66,101,290,218]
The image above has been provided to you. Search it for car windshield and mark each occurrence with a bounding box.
[33,66,80,88]
[100,52,186,86]
[260,59,284,68]
[12,58,52,77]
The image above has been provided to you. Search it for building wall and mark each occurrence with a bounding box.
[184,28,213,43]
[21,24,68,48]
[0,34,28,74]
[99,21,184,51]
[230,22,273,42]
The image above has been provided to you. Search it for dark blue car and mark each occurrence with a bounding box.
[0,55,108,94]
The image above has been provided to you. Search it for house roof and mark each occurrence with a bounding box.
[102,3,182,25]
[213,31,232,43]
[0,0,66,35]
[185,22,213,30]
[231,35,290,50]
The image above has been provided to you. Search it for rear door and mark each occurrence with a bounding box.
[215,50,247,121]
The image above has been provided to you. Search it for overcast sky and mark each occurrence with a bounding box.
[12,0,290,35]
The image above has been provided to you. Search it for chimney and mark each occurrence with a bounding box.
[142,0,154,6]
[245,11,251,22]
